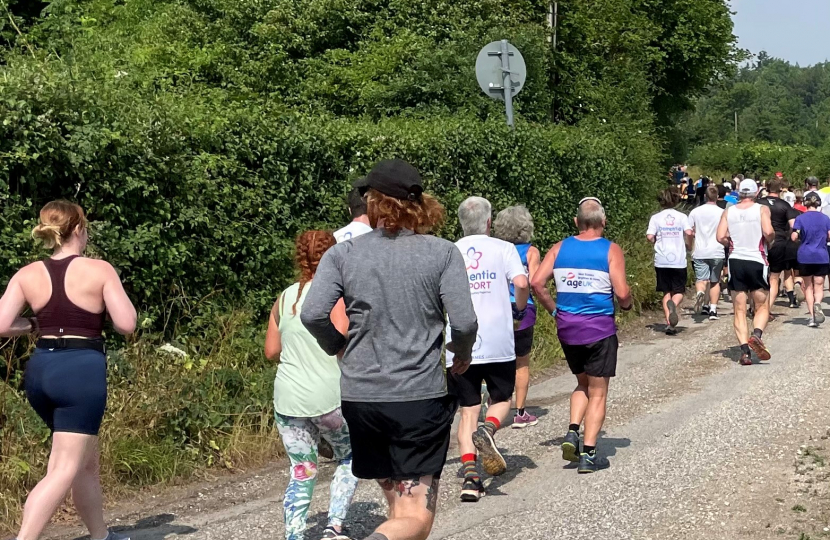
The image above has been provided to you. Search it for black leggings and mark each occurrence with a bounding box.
[25,348,107,435]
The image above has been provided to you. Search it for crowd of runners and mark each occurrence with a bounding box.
[650,173,830,366]
[1,159,823,540]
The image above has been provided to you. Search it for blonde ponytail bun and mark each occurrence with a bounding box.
[31,200,87,250]
[31,223,64,248]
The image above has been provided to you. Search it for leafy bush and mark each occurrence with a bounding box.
[0,64,663,321]
[689,141,830,181]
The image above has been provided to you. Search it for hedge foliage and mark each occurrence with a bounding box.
[689,141,830,181]
[0,62,662,322]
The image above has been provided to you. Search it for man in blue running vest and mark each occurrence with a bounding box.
[532,197,632,473]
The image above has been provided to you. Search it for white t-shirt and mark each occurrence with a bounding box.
[334,221,373,243]
[445,235,526,366]
[688,204,726,260]
[647,209,692,268]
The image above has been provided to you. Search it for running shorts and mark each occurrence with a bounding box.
[341,396,456,480]
[767,240,799,273]
[655,267,687,294]
[727,259,770,292]
[25,348,108,435]
[448,360,517,407]
[561,334,619,378]
[798,263,830,277]
[692,259,725,283]
[514,326,534,357]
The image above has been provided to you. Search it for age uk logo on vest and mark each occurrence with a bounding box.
[557,269,605,292]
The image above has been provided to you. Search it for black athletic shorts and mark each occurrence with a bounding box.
[768,240,799,273]
[727,259,770,292]
[655,267,687,294]
[448,360,517,408]
[799,263,830,277]
[561,334,619,378]
[514,326,534,357]
[341,396,456,480]
[25,348,108,435]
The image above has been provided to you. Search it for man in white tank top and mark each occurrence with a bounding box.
[716,179,776,366]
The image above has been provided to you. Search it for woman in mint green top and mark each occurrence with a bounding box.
[264,230,357,540]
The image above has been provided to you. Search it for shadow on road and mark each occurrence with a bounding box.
[308,501,386,540]
[72,514,197,540]
[645,323,687,335]
[483,454,537,497]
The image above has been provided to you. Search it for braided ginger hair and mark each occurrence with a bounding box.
[293,230,336,315]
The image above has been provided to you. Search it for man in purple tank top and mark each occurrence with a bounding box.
[532,198,632,473]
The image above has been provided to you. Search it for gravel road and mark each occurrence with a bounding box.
[51,299,830,540]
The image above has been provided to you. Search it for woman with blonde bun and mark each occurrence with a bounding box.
[0,200,136,540]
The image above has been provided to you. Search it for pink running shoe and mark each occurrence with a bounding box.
[512,411,538,429]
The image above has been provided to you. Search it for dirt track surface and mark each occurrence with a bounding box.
[44,298,830,540]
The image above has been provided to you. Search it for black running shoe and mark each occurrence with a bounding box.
[665,326,678,336]
[578,452,610,474]
[460,477,485,502]
[789,300,800,309]
[667,299,679,327]
[561,430,580,463]
[472,426,507,476]
[739,351,753,366]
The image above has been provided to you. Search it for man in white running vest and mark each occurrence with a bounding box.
[716,179,775,366]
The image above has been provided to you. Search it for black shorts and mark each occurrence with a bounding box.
[25,349,108,435]
[514,326,534,357]
[799,263,830,277]
[727,259,770,292]
[341,397,456,480]
[655,267,687,294]
[768,240,799,273]
[561,334,618,378]
[448,360,516,407]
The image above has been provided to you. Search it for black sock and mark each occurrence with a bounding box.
[518,407,525,416]
[583,444,596,456]
[741,343,751,354]
[787,291,796,303]
[753,328,763,339]
[568,423,580,433]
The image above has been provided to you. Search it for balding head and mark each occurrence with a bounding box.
[576,199,606,231]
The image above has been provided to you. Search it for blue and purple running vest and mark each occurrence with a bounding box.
[553,236,616,345]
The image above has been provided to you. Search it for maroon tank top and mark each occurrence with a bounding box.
[36,256,106,338]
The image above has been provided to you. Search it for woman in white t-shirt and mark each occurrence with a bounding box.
[647,189,693,335]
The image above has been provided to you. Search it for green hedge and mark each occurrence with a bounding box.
[0,66,662,326]
[689,141,830,181]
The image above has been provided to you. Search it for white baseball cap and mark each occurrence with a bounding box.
[723,182,732,189]
[739,179,758,195]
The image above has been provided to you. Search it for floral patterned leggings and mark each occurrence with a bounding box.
[274,408,359,540]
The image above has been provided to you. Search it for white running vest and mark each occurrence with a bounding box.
[727,203,768,265]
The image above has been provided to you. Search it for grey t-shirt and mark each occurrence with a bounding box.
[302,228,478,403]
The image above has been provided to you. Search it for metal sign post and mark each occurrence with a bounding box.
[475,40,527,128]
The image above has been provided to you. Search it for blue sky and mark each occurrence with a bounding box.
[731,0,830,66]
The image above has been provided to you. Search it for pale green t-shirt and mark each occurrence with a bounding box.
[273,281,342,418]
